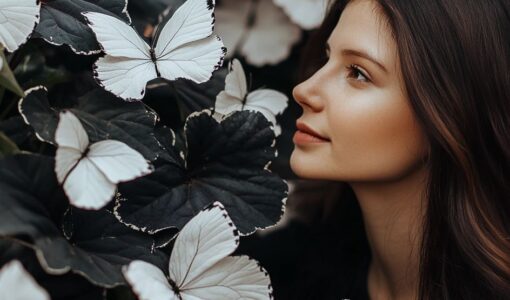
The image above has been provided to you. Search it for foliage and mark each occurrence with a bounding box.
[0,0,324,298]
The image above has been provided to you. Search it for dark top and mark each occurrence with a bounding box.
[238,186,372,300]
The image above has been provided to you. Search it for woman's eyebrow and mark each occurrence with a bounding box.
[325,41,388,74]
[341,48,388,73]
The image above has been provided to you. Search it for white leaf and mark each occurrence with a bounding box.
[273,0,328,30]
[54,110,89,152]
[94,56,158,101]
[156,35,225,83]
[210,0,251,59]
[62,157,116,210]
[0,260,49,300]
[0,0,40,52]
[84,0,225,101]
[154,0,215,58]
[169,203,239,288]
[247,89,288,116]
[215,59,288,136]
[83,12,151,59]
[180,256,272,300]
[124,260,178,300]
[223,59,247,100]
[54,111,152,210]
[124,202,273,300]
[88,140,152,183]
[215,0,301,66]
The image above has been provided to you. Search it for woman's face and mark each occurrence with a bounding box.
[290,0,429,182]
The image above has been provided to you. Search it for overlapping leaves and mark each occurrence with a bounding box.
[18,86,161,161]
[0,154,168,287]
[115,110,288,239]
[34,0,131,55]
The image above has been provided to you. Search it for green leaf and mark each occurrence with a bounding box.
[0,131,19,158]
[0,50,24,97]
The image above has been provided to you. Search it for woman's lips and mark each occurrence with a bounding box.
[293,122,330,144]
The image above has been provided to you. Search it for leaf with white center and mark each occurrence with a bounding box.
[55,111,153,210]
[18,86,162,161]
[0,260,49,300]
[0,0,40,52]
[215,0,301,66]
[273,0,328,30]
[114,110,288,241]
[0,154,168,288]
[215,59,288,136]
[124,203,273,300]
[84,0,225,101]
[33,0,130,55]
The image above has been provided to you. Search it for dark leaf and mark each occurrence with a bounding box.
[0,50,24,97]
[0,239,106,300]
[0,154,168,287]
[115,110,288,239]
[14,49,71,89]
[18,86,162,161]
[128,0,184,26]
[172,67,228,117]
[34,0,131,55]
[0,116,39,152]
[0,131,19,158]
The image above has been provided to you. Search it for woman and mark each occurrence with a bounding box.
[241,0,510,299]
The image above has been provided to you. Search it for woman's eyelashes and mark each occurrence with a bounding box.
[346,64,370,83]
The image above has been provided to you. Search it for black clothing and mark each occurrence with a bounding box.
[238,186,372,300]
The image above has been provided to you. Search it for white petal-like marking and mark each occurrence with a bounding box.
[214,0,251,59]
[169,202,239,288]
[240,0,301,66]
[124,260,178,300]
[54,112,148,209]
[94,56,158,101]
[84,12,158,100]
[124,203,272,299]
[246,89,288,116]
[0,260,50,300]
[0,0,40,52]
[156,35,225,83]
[64,157,116,210]
[55,146,83,185]
[180,256,272,300]
[224,59,247,100]
[215,60,288,136]
[214,93,244,116]
[83,12,151,59]
[273,0,328,30]
[154,0,215,58]
[88,140,152,183]
[215,59,247,114]
[55,111,89,152]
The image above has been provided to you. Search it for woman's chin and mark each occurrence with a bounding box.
[290,149,326,179]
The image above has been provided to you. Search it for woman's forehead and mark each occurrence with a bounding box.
[328,0,397,70]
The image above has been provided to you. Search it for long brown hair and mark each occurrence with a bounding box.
[301,0,510,298]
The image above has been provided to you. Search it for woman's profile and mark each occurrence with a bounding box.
[241,0,510,299]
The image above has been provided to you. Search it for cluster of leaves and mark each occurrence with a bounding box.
[0,0,318,299]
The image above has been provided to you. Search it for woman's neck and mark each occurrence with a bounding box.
[349,164,428,300]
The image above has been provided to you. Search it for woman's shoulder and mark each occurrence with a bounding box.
[238,183,371,300]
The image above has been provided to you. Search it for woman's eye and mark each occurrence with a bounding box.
[346,64,370,83]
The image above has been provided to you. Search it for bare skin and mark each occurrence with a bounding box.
[290,0,430,299]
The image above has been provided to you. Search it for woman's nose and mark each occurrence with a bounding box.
[292,71,325,112]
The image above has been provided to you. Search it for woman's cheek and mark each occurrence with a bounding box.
[327,93,429,182]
